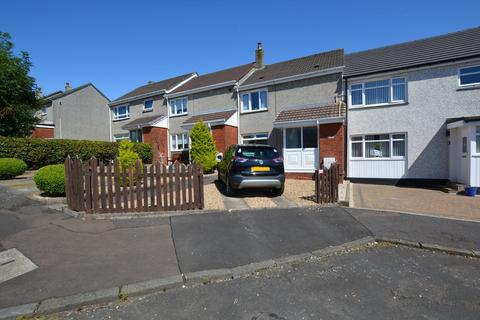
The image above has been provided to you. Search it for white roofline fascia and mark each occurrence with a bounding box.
[34,124,55,128]
[447,119,480,129]
[122,115,167,130]
[273,116,344,128]
[165,80,238,99]
[345,56,480,81]
[238,66,344,91]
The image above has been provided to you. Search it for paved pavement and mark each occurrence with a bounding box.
[353,183,480,221]
[347,207,480,251]
[171,207,371,272]
[50,245,480,320]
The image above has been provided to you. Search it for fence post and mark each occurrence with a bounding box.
[198,166,204,209]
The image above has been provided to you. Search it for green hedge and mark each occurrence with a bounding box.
[34,164,65,196]
[0,158,28,179]
[0,137,152,169]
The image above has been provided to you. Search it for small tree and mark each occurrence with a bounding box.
[118,140,141,185]
[190,120,217,173]
[0,32,43,137]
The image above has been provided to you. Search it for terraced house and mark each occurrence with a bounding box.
[238,46,345,178]
[108,73,197,160]
[344,27,480,187]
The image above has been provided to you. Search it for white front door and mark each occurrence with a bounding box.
[283,127,319,172]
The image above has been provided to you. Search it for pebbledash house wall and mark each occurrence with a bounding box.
[347,58,480,180]
[110,95,167,138]
[239,73,343,150]
[50,85,110,141]
[168,87,237,157]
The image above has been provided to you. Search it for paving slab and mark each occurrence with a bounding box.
[171,207,372,273]
[48,246,480,320]
[347,207,480,251]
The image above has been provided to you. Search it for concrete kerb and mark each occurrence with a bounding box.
[0,303,38,320]
[375,237,480,258]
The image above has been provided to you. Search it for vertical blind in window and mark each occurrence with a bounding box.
[459,65,480,86]
[350,78,406,106]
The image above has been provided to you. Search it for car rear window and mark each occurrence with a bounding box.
[236,146,279,159]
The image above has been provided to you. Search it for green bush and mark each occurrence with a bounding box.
[34,164,65,196]
[190,120,217,173]
[0,137,152,169]
[0,158,28,179]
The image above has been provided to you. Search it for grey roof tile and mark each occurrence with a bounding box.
[345,27,480,77]
[121,114,166,130]
[242,49,344,86]
[182,110,237,125]
[113,73,195,103]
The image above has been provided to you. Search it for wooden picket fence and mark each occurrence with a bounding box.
[64,156,204,213]
[314,163,340,204]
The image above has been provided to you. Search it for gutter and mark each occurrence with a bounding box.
[272,116,345,128]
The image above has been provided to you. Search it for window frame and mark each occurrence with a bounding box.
[113,133,129,142]
[143,99,153,112]
[169,97,188,117]
[113,105,131,121]
[240,89,268,113]
[170,133,189,151]
[350,133,407,160]
[241,132,269,145]
[349,77,407,108]
[458,65,480,87]
[129,129,143,143]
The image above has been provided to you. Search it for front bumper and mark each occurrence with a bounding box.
[230,174,285,189]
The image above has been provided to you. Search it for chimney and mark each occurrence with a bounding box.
[65,82,71,91]
[255,42,264,69]
[147,80,154,84]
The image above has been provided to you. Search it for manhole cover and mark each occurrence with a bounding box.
[252,312,287,320]
[0,248,38,284]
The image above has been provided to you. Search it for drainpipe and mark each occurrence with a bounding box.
[235,84,241,144]
[166,97,170,164]
[108,106,113,141]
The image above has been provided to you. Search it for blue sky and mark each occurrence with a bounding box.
[1,0,479,100]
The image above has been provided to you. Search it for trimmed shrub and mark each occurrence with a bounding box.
[0,137,152,169]
[0,158,28,179]
[118,140,143,186]
[34,164,65,196]
[190,120,217,173]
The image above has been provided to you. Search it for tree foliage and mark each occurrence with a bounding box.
[0,31,43,137]
[190,120,217,173]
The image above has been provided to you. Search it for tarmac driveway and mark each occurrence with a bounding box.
[353,183,480,221]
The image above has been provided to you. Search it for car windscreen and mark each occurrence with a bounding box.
[236,146,279,159]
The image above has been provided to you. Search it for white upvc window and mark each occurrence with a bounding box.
[242,132,269,145]
[349,77,407,107]
[113,105,130,120]
[350,133,406,159]
[170,97,188,116]
[241,89,268,113]
[143,99,153,112]
[113,133,129,142]
[171,133,189,151]
[458,65,480,87]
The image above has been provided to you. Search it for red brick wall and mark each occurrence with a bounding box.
[319,123,345,180]
[31,127,54,139]
[211,125,238,153]
[142,127,168,164]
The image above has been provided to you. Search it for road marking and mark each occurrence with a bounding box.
[0,248,38,284]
